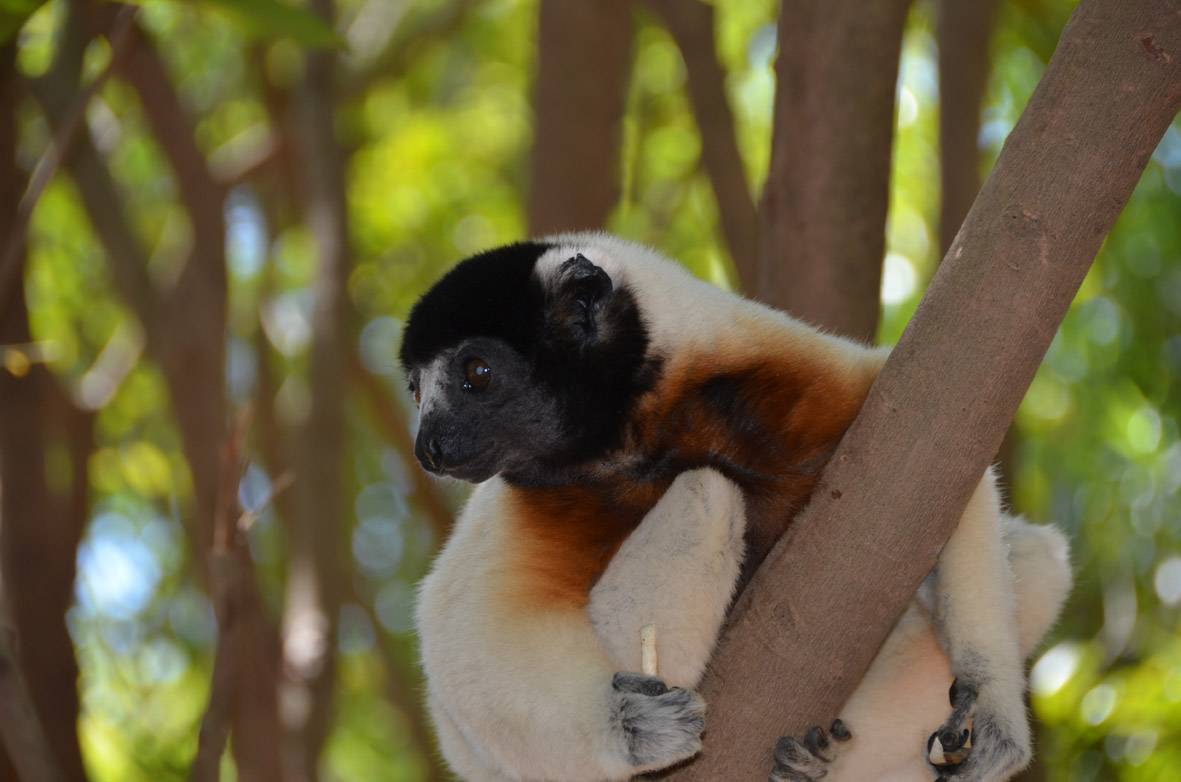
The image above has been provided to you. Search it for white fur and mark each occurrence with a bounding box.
[417,234,1073,781]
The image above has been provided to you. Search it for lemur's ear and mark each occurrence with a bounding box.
[547,253,613,345]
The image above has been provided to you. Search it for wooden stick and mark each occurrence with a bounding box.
[640,624,658,677]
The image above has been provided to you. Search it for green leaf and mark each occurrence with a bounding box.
[197,0,343,48]
[0,0,46,45]
[116,0,344,48]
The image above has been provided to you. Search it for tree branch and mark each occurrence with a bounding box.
[279,1,351,776]
[0,625,62,782]
[669,0,1181,777]
[528,0,635,234]
[644,0,758,292]
[757,0,912,340]
[341,0,477,103]
[0,4,136,311]
[937,0,999,257]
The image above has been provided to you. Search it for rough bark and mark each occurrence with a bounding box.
[645,0,759,291]
[0,41,89,782]
[279,1,350,777]
[757,0,912,341]
[669,0,1181,777]
[528,0,635,235]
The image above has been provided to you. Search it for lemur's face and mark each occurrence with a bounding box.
[400,241,656,484]
[406,337,566,482]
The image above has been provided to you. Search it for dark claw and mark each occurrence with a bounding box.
[804,725,830,757]
[830,719,852,742]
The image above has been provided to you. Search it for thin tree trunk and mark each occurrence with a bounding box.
[758,0,912,341]
[937,0,998,258]
[279,1,350,777]
[0,41,88,782]
[31,3,285,777]
[937,0,1024,493]
[669,1,1181,777]
[528,0,635,234]
[645,0,759,291]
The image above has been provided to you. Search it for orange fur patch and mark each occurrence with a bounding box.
[508,325,882,608]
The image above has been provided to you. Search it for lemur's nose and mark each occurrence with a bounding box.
[421,437,444,472]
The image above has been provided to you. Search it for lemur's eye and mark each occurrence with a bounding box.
[463,358,493,392]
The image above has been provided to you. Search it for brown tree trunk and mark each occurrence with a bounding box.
[0,41,89,782]
[758,0,912,341]
[30,3,285,778]
[645,0,759,291]
[528,0,635,235]
[669,0,1181,777]
[937,0,998,258]
[279,1,350,778]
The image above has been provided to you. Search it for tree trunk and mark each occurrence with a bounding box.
[279,1,350,778]
[937,0,998,258]
[757,0,912,341]
[528,0,634,235]
[668,0,1181,777]
[0,41,89,782]
[31,4,285,777]
[645,0,759,291]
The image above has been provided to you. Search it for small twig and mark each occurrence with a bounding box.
[0,5,138,310]
[189,410,280,782]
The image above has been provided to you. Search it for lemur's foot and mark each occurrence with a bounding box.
[769,719,851,781]
[928,679,1030,781]
[611,672,706,771]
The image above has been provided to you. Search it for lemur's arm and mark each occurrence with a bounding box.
[589,468,746,687]
[418,471,745,781]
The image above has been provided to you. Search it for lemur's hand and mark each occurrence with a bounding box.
[770,719,852,782]
[927,678,1030,782]
[611,672,706,771]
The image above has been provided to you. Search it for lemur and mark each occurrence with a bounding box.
[401,233,1072,781]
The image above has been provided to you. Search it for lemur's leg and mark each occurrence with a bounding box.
[924,469,1031,781]
[769,514,1071,782]
[419,473,743,781]
[589,468,746,688]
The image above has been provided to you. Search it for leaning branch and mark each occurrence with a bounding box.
[645,0,759,291]
[670,0,1181,777]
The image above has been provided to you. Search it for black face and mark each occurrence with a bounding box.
[400,243,658,485]
[407,337,566,482]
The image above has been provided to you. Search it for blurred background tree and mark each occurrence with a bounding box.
[0,0,1177,781]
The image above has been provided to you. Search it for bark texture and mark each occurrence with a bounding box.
[757,0,912,341]
[669,1,1181,777]
[528,0,634,235]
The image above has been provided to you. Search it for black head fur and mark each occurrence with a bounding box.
[399,241,552,368]
[399,241,660,482]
